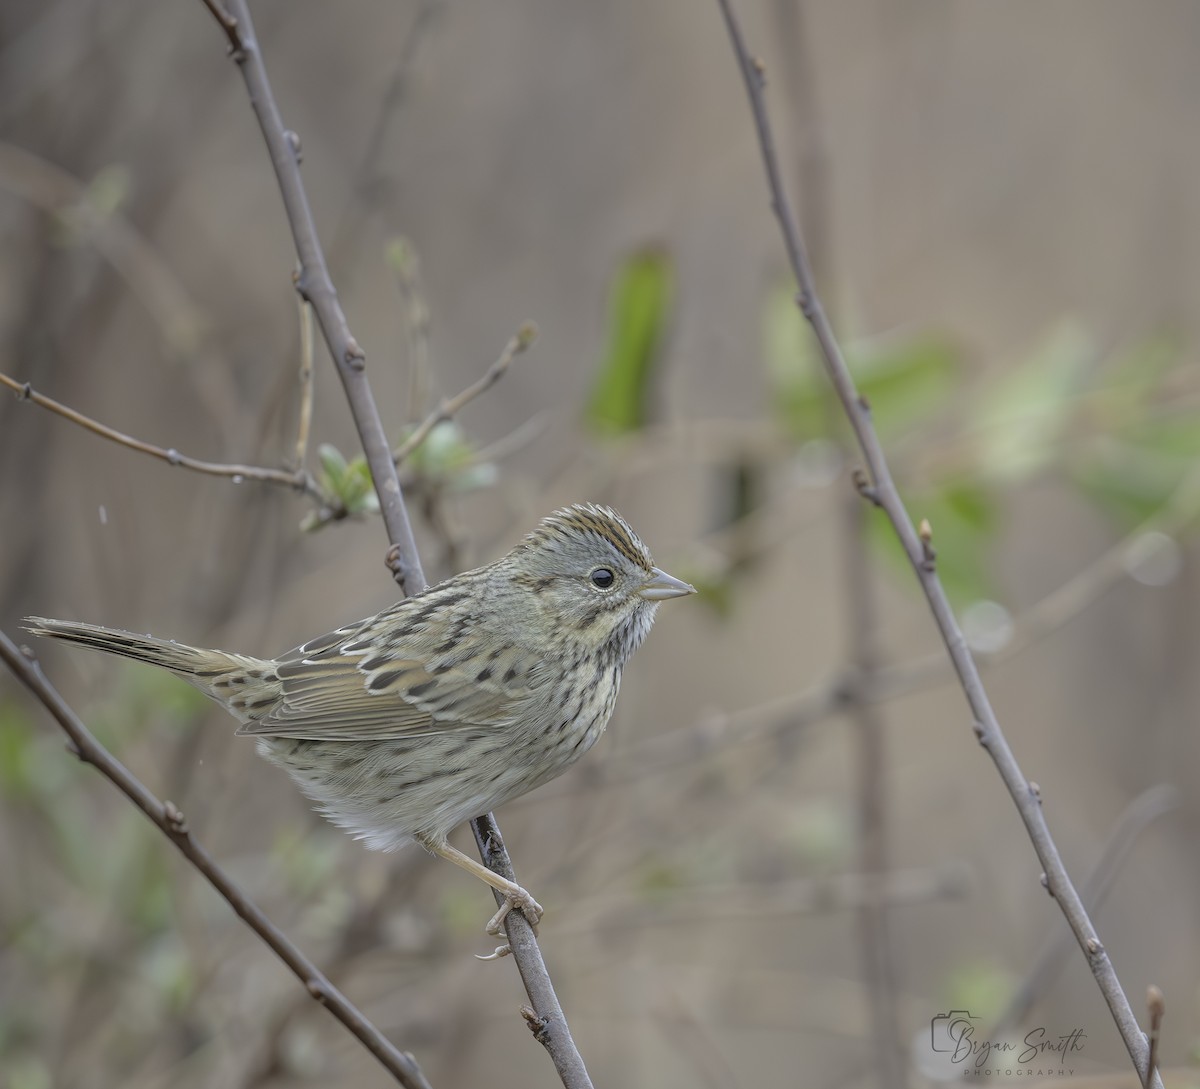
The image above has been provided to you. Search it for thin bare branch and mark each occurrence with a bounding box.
[843,494,903,1088]
[293,298,315,469]
[0,370,322,499]
[213,0,426,594]
[389,240,433,425]
[714,2,1163,1083]
[201,4,592,1084]
[0,632,431,1089]
[393,322,538,466]
[990,785,1179,1038]
[472,815,595,1089]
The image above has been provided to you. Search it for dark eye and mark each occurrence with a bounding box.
[590,567,615,589]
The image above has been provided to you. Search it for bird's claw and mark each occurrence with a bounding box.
[485,886,543,937]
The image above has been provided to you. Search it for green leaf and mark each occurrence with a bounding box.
[969,320,1091,483]
[587,247,674,434]
[315,443,379,516]
[868,481,999,607]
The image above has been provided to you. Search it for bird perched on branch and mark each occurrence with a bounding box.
[26,504,695,940]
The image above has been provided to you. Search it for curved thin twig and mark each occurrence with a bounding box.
[0,370,323,499]
[393,322,537,466]
[0,632,431,1089]
[714,2,1162,1084]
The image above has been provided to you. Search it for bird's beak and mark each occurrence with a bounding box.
[639,567,697,601]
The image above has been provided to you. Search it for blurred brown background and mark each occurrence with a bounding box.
[2,2,1199,1087]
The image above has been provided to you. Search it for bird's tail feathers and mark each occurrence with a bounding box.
[22,617,271,704]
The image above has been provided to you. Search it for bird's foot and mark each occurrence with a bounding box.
[485,884,543,937]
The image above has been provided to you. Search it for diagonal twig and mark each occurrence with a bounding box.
[392,322,538,466]
[0,370,323,499]
[0,631,431,1089]
[205,4,594,1085]
[714,2,1163,1084]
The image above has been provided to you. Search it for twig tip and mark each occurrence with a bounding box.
[918,518,937,570]
[516,321,539,350]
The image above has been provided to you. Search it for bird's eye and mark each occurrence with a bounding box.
[590,567,615,590]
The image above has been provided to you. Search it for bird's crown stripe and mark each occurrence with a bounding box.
[550,504,652,569]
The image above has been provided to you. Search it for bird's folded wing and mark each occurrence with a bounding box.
[234,637,547,742]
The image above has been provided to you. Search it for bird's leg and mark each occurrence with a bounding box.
[418,835,543,936]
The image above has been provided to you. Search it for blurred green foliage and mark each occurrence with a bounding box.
[868,481,999,607]
[399,420,498,495]
[766,280,960,442]
[764,284,1200,610]
[309,443,381,527]
[967,321,1090,485]
[783,798,854,873]
[943,959,1018,1025]
[587,246,674,435]
[0,671,210,1023]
